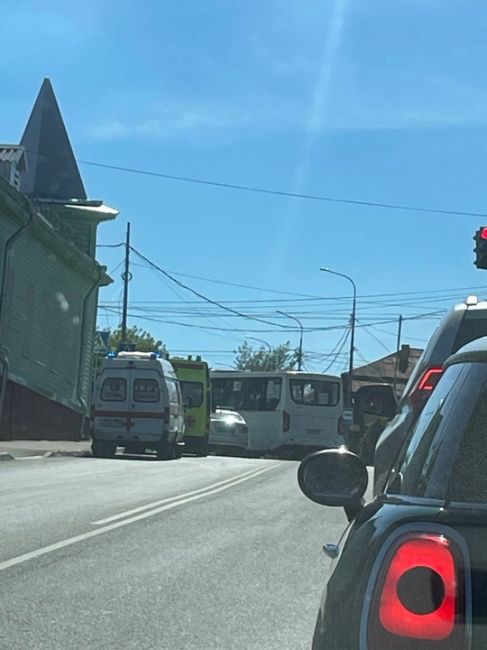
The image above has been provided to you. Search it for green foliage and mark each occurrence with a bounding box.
[109,325,166,353]
[234,341,299,371]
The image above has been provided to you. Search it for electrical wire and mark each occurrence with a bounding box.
[357,319,393,354]
[354,348,388,383]
[322,328,351,374]
[129,246,292,329]
[75,157,487,218]
[98,257,487,304]
[96,242,125,248]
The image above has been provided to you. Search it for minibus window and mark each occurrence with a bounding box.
[242,378,282,411]
[290,379,340,406]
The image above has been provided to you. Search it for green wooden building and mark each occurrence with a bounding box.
[0,79,118,440]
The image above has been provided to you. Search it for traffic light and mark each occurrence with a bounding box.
[398,344,410,374]
[474,227,487,269]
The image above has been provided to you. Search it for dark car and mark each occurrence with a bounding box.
[298,335,487,650]
[373,295,487,493]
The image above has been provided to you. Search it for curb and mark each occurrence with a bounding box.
[43,450,92,458]
[0,452,15,461]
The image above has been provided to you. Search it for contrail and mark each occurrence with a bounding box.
[267,0,349,285]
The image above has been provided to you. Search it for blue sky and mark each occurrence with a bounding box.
[2,0,487,371]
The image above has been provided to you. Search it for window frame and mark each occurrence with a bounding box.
[211,376,282,412]
[180,380,204,408]
[133,377,160,403]
[387,361,487,504]
[289,378,340,407]
[101,377,127,402]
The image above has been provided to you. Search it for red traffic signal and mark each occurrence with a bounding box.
[474,227,487,269]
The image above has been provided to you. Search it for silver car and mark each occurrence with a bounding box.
[209,408,249,456]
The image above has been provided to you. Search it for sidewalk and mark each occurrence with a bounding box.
[0,439,92,460]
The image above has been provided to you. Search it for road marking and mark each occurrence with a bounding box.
[92,467,271,525]
[0,464,279,573]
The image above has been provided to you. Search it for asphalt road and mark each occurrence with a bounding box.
[0,454,349,650]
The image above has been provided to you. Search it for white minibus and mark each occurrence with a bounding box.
[210,370,344,456]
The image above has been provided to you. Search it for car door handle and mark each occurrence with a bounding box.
[323,543,340,559]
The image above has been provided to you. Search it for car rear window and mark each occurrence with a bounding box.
[101,378,127,402]
[388,361,487,503]
[453,311,487,352]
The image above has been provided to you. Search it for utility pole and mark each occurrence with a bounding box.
[320,268,357,408]
[120,222,131,347]
[276,311,304,370]
[349,292,357,400]
[393,314,403,394]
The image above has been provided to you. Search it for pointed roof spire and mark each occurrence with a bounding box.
[19,78,87,200]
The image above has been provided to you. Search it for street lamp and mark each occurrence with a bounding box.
[320,267,357,407]
[245,335,271,352]
[276,310,304,370]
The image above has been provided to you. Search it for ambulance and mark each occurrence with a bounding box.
[91,351,185,460]
[171,356,211,456]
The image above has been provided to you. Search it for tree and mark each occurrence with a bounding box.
[108,325,166,353]
[234,341,299,371]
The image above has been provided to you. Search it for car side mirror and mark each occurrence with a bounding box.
[297,449,368,521]
[354,385,397,420]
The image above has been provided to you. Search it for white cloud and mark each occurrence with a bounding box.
[85,107,249,142]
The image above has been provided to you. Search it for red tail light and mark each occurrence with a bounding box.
[164,407,170,424]
[283,410,290,433]
[410,367,443,418]
[367,533,466,649]
[417,367,443,391]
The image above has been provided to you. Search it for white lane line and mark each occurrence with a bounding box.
[92,467,270,525]
[0,464,279,573]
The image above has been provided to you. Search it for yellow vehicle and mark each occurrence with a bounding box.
[171,356,211,456]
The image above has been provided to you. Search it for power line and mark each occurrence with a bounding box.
[354,348,387,383]
[102,258,487,303]
[141,260,246,346]
[77,157,487,218]
[323,328,351,374]
[129,246,292,330]
[357,319,393,354]
[97,242,125,248]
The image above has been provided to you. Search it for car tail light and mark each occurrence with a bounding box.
[367,533,466,649]
[283,410,290,432]
[164,407,170,424]
[410,367,443,418]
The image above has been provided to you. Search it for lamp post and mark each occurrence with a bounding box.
[276,310,304,370]
[320,267,357,407]
[245,336,271,352]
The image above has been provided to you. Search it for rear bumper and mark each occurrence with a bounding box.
[184,434,209,452]
[92,431,170,445]
[247,433,344,452]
